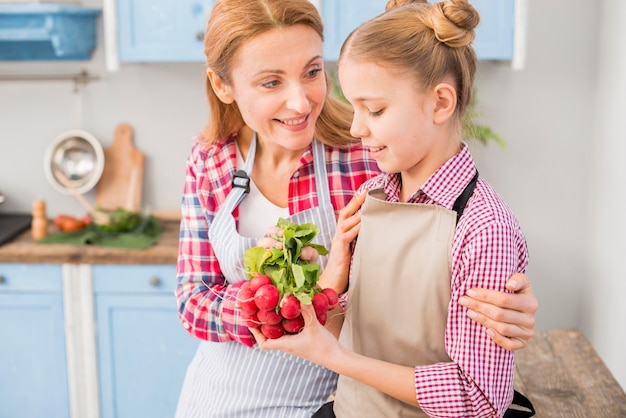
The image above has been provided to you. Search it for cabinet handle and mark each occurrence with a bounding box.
[0,275,5,285]
[149,277,161,287]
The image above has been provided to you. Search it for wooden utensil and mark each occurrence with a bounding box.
[54,169,110,225]
[96,123,145,211]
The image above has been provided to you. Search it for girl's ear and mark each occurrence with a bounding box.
[432,82,457,124]
[207,68,235,104]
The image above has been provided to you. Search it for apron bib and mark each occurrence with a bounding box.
[334,188,457,418]
[176,135,338,418]
[334,168,479,417]
[208,135,336,281]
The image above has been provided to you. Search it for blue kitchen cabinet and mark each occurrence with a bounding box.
[471,0,515,60]
[117,0,215,62]
[0,4,100,61]
[322,0,515,61]
[0,263,70,418]
[116,0,513,63]
[321,0,384,61]
[93,265,199,418]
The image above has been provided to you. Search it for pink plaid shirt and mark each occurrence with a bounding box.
[175,133,379,347]
[353,143,528,417]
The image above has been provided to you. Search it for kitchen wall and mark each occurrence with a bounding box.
[581,0,626,393]
[1,1,624,389]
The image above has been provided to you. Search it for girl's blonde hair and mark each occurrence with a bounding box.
[342,0,479,126]
[201,0,356,146]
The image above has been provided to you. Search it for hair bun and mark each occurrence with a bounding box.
[426,0,479,47]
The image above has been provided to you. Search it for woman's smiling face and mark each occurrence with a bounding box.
[222,24,327,152]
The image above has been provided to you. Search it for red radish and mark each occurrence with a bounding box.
[312,292,329,316]
[316,311,327,326]
[279,294,301,319]
[283,315,305,334]
[261,323,285,339]
[254,284,280,311]
[242,312,260,328]
[249,274,272,293]
[238,283,258,315]
[321,288,339,309]
[257,308,283,325]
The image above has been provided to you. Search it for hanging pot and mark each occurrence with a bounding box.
[43,129,105,195]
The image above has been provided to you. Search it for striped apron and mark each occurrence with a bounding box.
[176,135,338,418]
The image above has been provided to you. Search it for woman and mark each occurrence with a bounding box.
[175,1,537,416]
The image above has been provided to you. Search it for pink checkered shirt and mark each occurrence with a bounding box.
[352,143,528,417]
[175,133,380,347]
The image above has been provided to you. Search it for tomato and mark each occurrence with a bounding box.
[61,217,86,232]
[54,214,73,229]
[54,214,87,232]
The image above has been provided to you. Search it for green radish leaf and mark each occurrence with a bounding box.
[309,243,329,256]
[294,224,319,244]
[243,247,270,278]
[267,246,284,264]
[292,264,306,288]
[276,218,296,230]
[266,265,285,283]
[284,236,303,260]
[301,264,320,287]
[293,291,312,305]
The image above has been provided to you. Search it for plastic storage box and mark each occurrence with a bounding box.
[0,4,100,60]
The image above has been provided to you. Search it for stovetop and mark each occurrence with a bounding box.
[0,213,32,246]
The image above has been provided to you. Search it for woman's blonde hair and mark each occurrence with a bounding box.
[342,0,479,126]
[201,0,356,146]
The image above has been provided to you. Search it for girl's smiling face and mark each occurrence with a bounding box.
[339,57,457,191]
[213,24,326,153]
[339,58,437,171]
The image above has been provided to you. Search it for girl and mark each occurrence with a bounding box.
[176,0,535,416]
[253,0,532,417]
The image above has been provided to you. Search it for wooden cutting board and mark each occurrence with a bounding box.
[96,123,144,211]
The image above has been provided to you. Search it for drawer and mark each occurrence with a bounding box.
[92,265,177,294]
[0,263,62,292]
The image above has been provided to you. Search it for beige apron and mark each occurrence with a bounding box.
[334,188,460,418]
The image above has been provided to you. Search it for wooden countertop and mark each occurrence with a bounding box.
[0,220,180,265]
[514,328,626,417]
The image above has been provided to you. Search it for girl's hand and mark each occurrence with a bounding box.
[318,192,367,293]
[251,304,340,365]
[460,273,537,350]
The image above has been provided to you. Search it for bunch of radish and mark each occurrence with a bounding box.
[240,218,340,339]
[239,274,339,338]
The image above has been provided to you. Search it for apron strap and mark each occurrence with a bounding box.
[313,390,536,418]
[503,390,536,417]
[311,139,332,205]
[223,133,257,211]
[452,170,479,224]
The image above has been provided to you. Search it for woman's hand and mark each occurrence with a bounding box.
[256,226,321,263]
[460,273,537,350]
